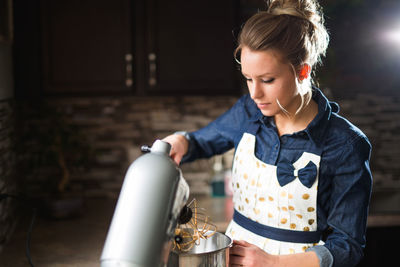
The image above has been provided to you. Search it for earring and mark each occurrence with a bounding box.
[299,64,311,81]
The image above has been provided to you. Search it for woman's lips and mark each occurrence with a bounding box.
[257,103,271,109]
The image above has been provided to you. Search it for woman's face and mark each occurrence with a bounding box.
[240,46,300,117]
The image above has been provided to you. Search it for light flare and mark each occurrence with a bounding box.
[382,26,400,45]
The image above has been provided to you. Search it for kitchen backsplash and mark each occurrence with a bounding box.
[21,91,400,198]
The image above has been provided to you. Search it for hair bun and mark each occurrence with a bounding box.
[267,0,329,66]
[269,5,308,21]
[267,0,322,26]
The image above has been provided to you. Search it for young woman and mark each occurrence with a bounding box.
[163,0,372,266]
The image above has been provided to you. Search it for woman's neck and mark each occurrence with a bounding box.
[274,99,318,136]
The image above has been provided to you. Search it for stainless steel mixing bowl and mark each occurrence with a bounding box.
[168,230,232,267]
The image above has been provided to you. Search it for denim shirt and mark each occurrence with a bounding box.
[182,88,373,267]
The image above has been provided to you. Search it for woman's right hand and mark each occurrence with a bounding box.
[162,134,189,165]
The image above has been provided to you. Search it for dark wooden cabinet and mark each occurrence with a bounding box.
[41,0,132,94]
[13,0,268,96]
[137,0,239,95]
[39,0,242,95]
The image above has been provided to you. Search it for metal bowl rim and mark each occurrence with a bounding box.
[174,231,233,256]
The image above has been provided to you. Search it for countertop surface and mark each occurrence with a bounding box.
[1,196,398,266]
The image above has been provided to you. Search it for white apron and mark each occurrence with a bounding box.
[225,129,324,255]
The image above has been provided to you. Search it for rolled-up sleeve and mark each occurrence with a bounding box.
[323,135,372,267]
[307,245,334,267]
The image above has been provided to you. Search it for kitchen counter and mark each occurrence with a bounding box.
[1,196,396,267]
[366,214,400,227]
[193,195,400,232]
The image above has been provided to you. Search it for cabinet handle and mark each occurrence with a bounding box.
[125,53,133,87]
[148,53,157,87]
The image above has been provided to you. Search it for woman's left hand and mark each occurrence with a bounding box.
[229,240,278,267]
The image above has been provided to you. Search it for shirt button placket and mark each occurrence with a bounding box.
[271,142,280,164]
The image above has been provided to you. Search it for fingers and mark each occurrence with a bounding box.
[229,239,264,266]
[229,239,248,266]
[230,243,247,256]
[161,134,189,165]
[233,239,252,247]
[170,149,183,165]
[229,254,245,266]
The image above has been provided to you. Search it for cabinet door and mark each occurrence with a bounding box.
[41,0,132,94]
[140,0,240,95]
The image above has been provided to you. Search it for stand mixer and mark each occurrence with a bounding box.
[100,140,190,267]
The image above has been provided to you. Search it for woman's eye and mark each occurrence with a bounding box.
[243,77,274,83]
[262,78,275,83]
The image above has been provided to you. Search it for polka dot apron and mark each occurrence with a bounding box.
[225,128,324,255]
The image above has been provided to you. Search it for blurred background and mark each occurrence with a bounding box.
[0,0,399,266]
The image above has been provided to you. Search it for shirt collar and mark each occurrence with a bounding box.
[247,87,339,145]
[305,87,339,145]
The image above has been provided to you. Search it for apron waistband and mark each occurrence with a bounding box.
[233,209,322,244]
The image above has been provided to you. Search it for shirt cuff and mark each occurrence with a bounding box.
[306,245,333,267]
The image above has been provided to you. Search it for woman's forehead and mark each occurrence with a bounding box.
[240,47,289,74]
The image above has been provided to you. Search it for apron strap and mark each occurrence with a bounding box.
[233,209,322,244]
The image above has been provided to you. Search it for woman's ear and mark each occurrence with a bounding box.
[298,64,311,81]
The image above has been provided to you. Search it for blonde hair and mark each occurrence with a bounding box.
[235,0,329,114]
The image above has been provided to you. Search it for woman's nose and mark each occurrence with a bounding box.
[249,82,263,99]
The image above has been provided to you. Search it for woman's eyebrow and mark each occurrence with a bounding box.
[241,71,274,77]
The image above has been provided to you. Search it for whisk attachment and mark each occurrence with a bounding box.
[174,234,183,244]
[173,198,217,252]
[178,205,193,224]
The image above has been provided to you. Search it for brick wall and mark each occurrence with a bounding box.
[0,100,17,253]
[22,96,237,198]
[21,92,400,199]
